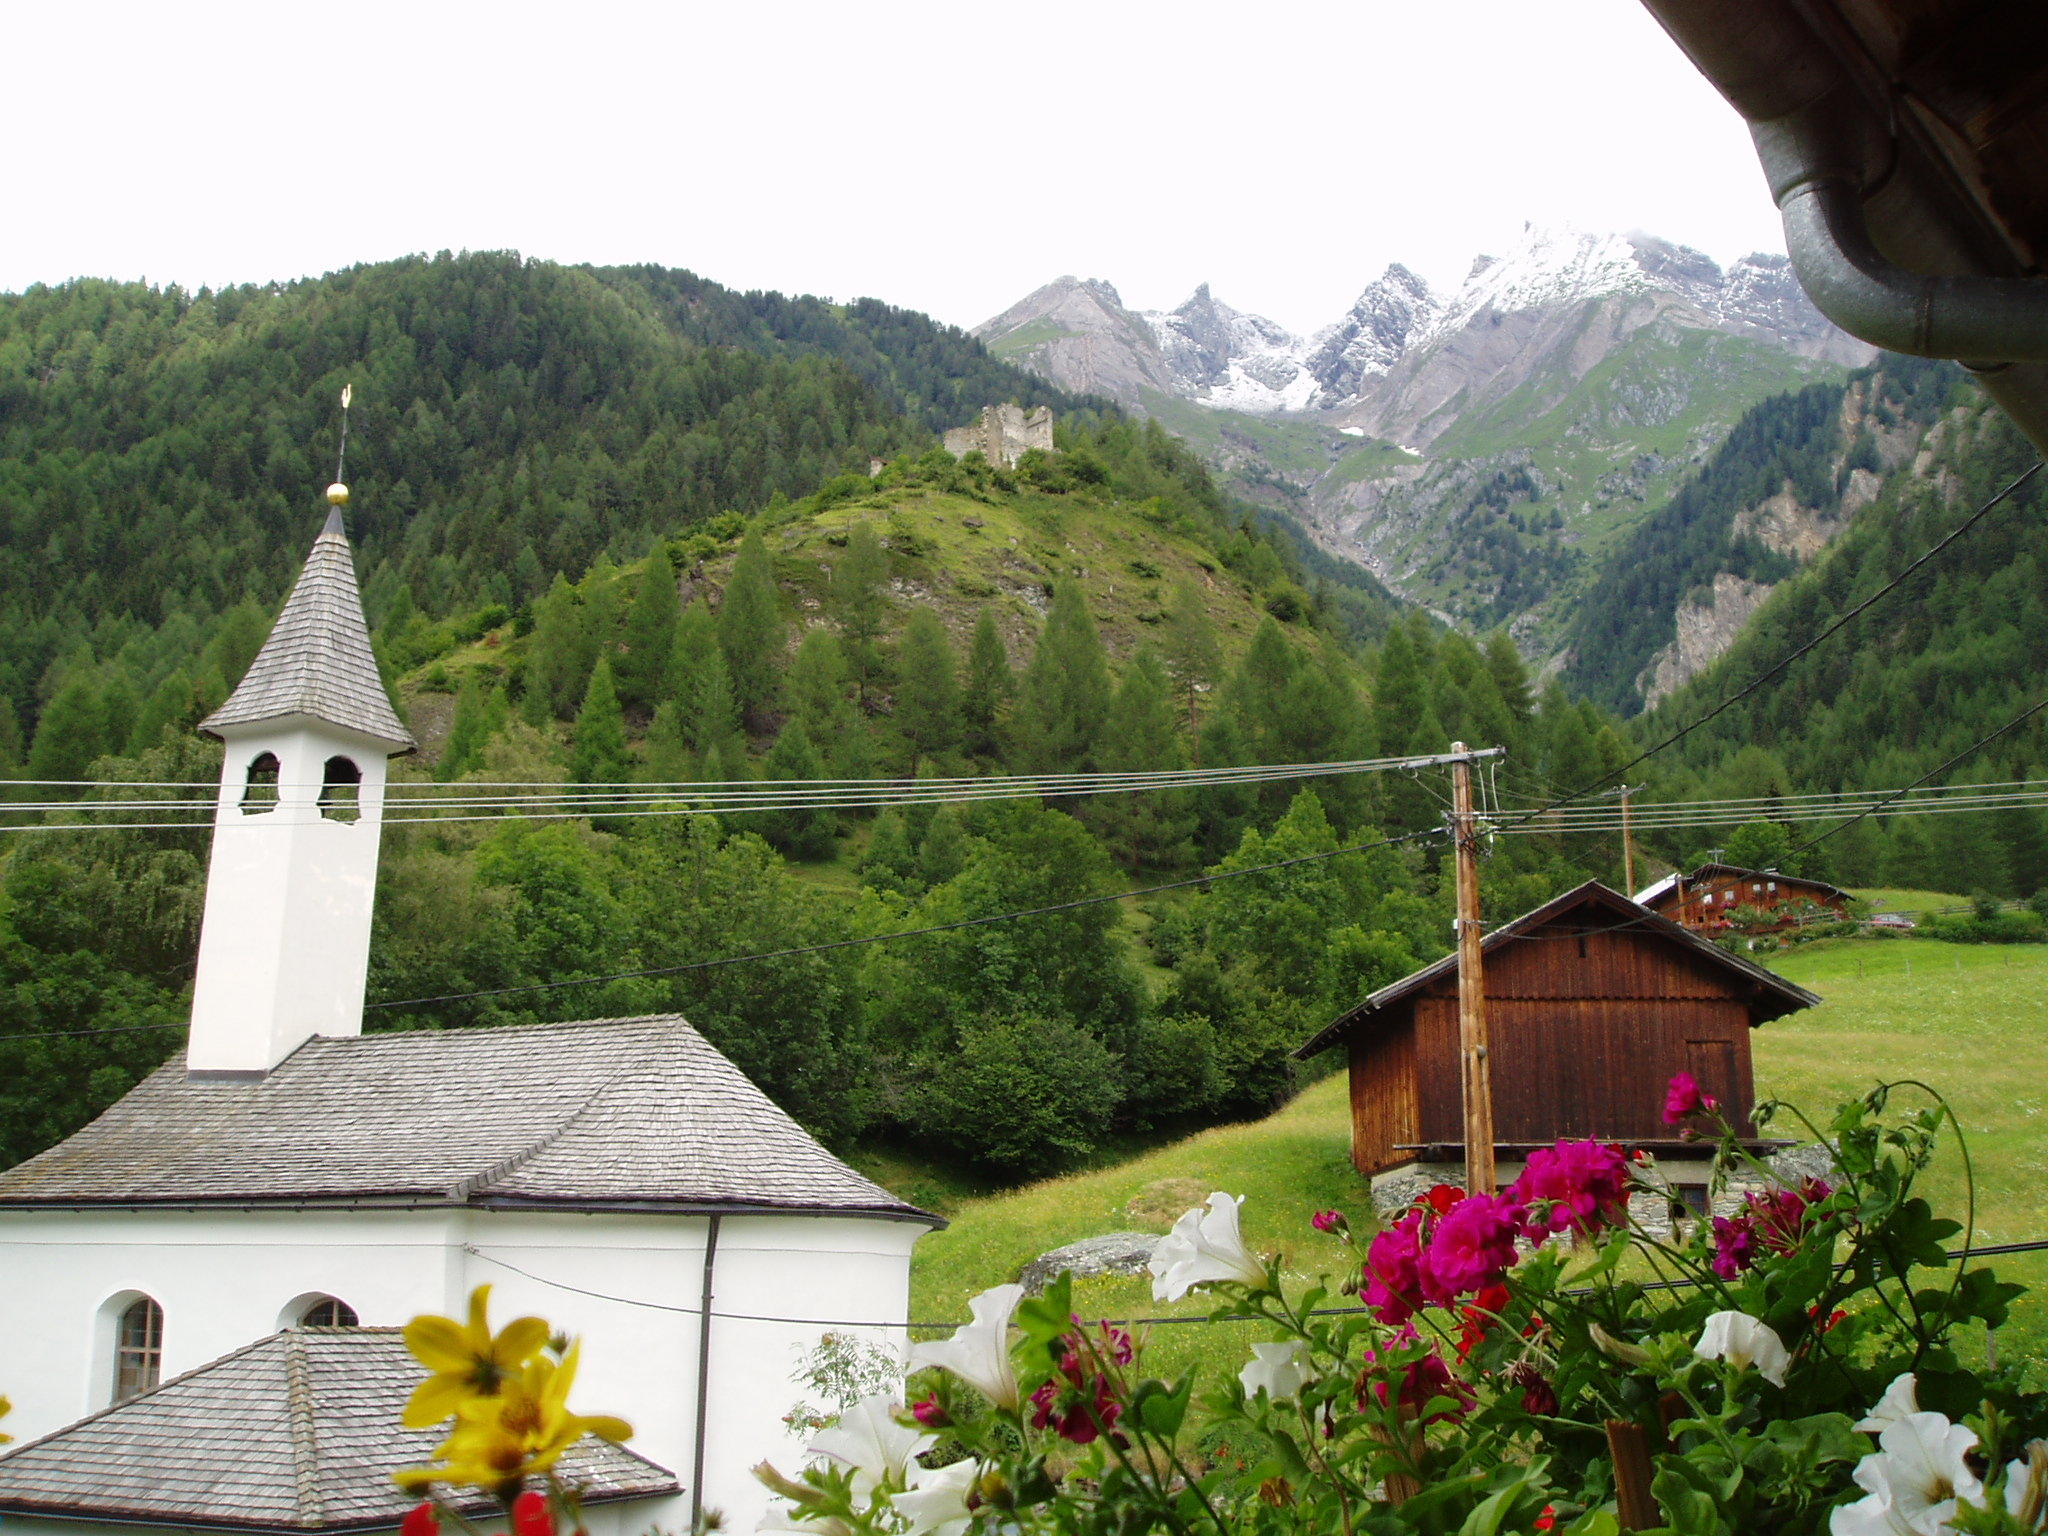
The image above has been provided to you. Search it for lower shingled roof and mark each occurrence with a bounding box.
[0,1015,936,1223]
[0,1328,677,1532]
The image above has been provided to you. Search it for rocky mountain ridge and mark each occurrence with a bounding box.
[978,225,1873,651]
[978,225,1868,421]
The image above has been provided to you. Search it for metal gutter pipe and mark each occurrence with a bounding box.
[1760,124,2048,364]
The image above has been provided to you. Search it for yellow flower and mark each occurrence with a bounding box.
[0,1393,12,1446]
[401,1285,551,1429]
[395,1343,632,1497]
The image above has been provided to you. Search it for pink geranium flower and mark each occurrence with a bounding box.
[1362,1210,1428,1325]
[1424,1191,1524,1296]
[1711,1214,1760,1279]
[1360,1332,1473,1424]
[1663,1071,1719,1125]
[1509,1140,1631,1238]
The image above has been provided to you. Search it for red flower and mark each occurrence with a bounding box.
[1663,1071,1718,1125]
[1535,1505,1558,1531]
[1359,1333,1472,1424]
[401,1504,439,1536]
[1509,1362,1559,1416]
[910,1396,949,1427]
[1421,1183,1467,1216]
[1311,1209,1349,1236]
[1508,1140,1631,1238]
[1425,1192,1524,1297]
[1455,1283,1512,1362]
[1028,1325,1130,1445]
[1807,1304,1848,1333]
[512,1492,553,1536]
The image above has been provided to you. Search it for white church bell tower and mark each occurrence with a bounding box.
[186,462,415,1076]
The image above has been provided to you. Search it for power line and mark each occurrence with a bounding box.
[1494,459,2042,832]
[1785,696,2048,859]
[362,825,1443,1012]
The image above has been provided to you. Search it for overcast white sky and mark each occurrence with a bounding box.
[4,1,1785,334]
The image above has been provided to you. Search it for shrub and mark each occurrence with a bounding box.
[1115,1014,1220,1130]
[918,1017,1120,1179]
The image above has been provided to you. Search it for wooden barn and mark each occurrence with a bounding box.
[1634,863,1854,933]
[1295,881,1819,1179]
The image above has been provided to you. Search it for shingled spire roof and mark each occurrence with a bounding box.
[199,510,414,750]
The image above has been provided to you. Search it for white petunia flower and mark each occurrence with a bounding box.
[1693,1310,1791,1387]
[1856,1373,1922,1435]
[1831,1411,1986,1536]
[804,1393,934,1499]
[1148,1192,1264,1302]
[891,1457,982,1536]
[907,1283,1024,1411]
[1239,1340,1307,1403]
[2005,1441,2048,1530]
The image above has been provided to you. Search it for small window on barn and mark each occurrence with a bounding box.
[319,756,361,824]
[241,752,281,814]
[113,1296,163,1402]
[299,1295,358,1327]
[1674,1185,1710,1216]
[1752,883,1762,894]
[1767,882,1777,893]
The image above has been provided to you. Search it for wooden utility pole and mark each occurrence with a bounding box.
[1620,784,1637,895]
[1449,742,1496,1196]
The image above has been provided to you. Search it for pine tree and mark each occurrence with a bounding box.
[526,574,592,722]
[784,628,868,776]
[830,522,891,707]
[961,607,1014,760]
[617,544,680,714]
[570,658,630,789]
[717,526,785,728]
[1372,623,1430,758]
[26,677,109,791]
[1016,581,1113,772]
[1230,617,1297,761]
[1096,648,1195,871]
[859,808,921,895]
[759,722,835,859]
[918,803,971,886]
[894,608,960,768]
[1161,581,1222,743]
[439,674,504,781]
[670,601,742,762]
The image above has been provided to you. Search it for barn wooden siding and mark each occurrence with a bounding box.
[1346,920,1759,1173]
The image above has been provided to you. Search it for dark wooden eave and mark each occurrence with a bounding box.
[1294,879,1822,1060]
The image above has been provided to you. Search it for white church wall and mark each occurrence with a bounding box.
[0,1204,921,1533]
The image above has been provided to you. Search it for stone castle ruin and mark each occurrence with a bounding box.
[943,402,1054,468]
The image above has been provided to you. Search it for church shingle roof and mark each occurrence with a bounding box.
[0,1328,676,1532]
[198,511,415,750]
[0,1015,936,1223]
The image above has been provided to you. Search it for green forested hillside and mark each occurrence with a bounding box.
[1629,392,2048,894]
[1564,354,1962,711]
[0,252,1080,752]
[0,422,1636,1187]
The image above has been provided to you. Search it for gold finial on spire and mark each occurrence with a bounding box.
[327,384,353,507]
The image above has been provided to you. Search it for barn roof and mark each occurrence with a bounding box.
[1636,863,1854,908]
[0,1328,675,1532]
[1295,880,1821,1059]
[0,1015,938,1225]
[198,510,415,751]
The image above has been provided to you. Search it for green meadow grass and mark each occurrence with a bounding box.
[907,930,2048,1378]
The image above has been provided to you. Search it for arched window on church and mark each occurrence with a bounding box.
[319,756,361,824]
[114,1296,163,1401]
[298,1295,359,1327]
[241,752,281,814]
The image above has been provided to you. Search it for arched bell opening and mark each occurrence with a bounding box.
[318,756,362,824]
[240,752,281,815]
